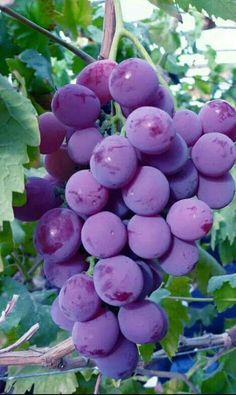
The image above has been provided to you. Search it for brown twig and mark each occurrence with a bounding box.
[0,295,19,325]
[99,0,116,60]
[0,324,40,354]
[94,372,102,395]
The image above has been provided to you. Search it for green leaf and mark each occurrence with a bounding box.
[219,239,236,265]
[56,0,92,38]
[0,222,14,257]
[19,49,54,88]
[176,0,236,22]
[150,288,171,303]
[139,343,156,364]
[0,74,40,225]
[148,0,183,21]
[208,274,236,312]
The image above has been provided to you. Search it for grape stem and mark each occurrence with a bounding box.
[167,296,236,303]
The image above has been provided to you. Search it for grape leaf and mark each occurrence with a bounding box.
[56,0,92,38]
[19,49,54,88]
[139,343,156,364]
[148,0,183,21]
[0,74,40,226]
[175,0,236,22]
[208,274,236,312]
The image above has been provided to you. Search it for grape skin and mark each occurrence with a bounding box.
[38,112,66,155]
[118,300,168,344]
[148,261,163,293]
[34,208,82,264]
[128,215,172,259]
[105,190,130,219]
[59,273,101,322]
[122,166,170,216]
[65,170,109,216]
[72,309,120,357]
[199,99,236,135]
[45,145,76,182]
[136,260,154,300]
[51,297,74,332]
[197,172,235,209]
[172,109,202,147]
[94,255,144,306]
[168,159,199,201]
[68,127,103,165]
[160,236,199,276]
[167,198,213,241]
[150,85,175,117]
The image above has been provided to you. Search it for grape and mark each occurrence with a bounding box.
[81,211,127,258]
[118,300,168,344]
[122,166,170,216]
[126,106,175,154]
[191,133,236,177]
[150,85,175,117]
[172,109,202,146]
[34,208,82,263]
[228,126,236,142]
[160,236,199,276]
[44,252,89,288]
[199,99,236,135]
[52,83,101,129]
[105,190,130,218]
[66,127,75,142]
[68,127,103,165]
[95,336,139,380]
[51,297,74,332]
[109,58,158,108]
[76,60,117,105]
[148,261,163,293]
[90,135,138,189]
[142,134,188,176]
[197,173,235,209]
[136,260,154,300]
[128,215,172,259]
[166,198,213,241]
[38,112,66,154]
[72,309,119,357]
[45,145,76,182]
[65,170,109,216]
[14,177,61,222]
[168,159,199,201]
[59,273,101,321]
[94,255,143,306]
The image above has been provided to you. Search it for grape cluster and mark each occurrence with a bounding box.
[14,57,236,380]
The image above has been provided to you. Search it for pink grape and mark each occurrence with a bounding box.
[122,166,170,216]
[160,236,199,276]
[45,145,76,182]
[51,297,74,332]
[59,273,101,322]
[95,336,139,380]
[38,112,66,154]
[76,60,117,105]
[142,134,188,176]
[128,215,172,259]
[44,252,89,288]
[109,58,158,108]
[105,190,130,218]
[168,159,199,201]
[51,84,101,129]
[150,85,175,117]
[81,211,127,258]
[199,99,236,135]
[68,127,103,165]
[118,300,168,344]
[172,109,202,146]
[65,170,109,216]
[136,260,154,300]
[34,208,82,263]
[191,132,236,177]
[126,106,175,154]
[94,255,144,306]
[197,173,235,209]
[72,309,119,357]
[167,198,213,241]
[90,135,138,189]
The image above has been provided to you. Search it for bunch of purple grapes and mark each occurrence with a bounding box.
[14,57,236,380]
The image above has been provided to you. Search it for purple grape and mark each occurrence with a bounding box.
[72,309,119,357]
[199,99,236,135]
[90,135,138,189]
[166,198,213,241]
[68,127,103,165]
[150,85,175,117]
[59,273,102,321]
[160,236,199,276]
[109,58,159,108]
[94,255,144,306]
[34,208,82,263]
[122,166,170,216]
[81,211,127,258]
[51,297,74,332]
[76,60,117,105]
[66,127,76,142]
[136,260,154,300]
[228,126,236,142]
[118,300,168,344]
[38,112,66,154]
[197,172,235,209]
[191,133,236,177]
[142,134,188,176]
[65,170,109,216]
[44,252,89,288]
[172,109,202,147]
[95,336,139,380]
[126,106,175,154]
[45,145,76,182]
[51,84,101,129]
[105,190,130,219]
[148,261,163,292]
[14,177,61,222]
[168,159,199,201]
[128,215,172,259]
